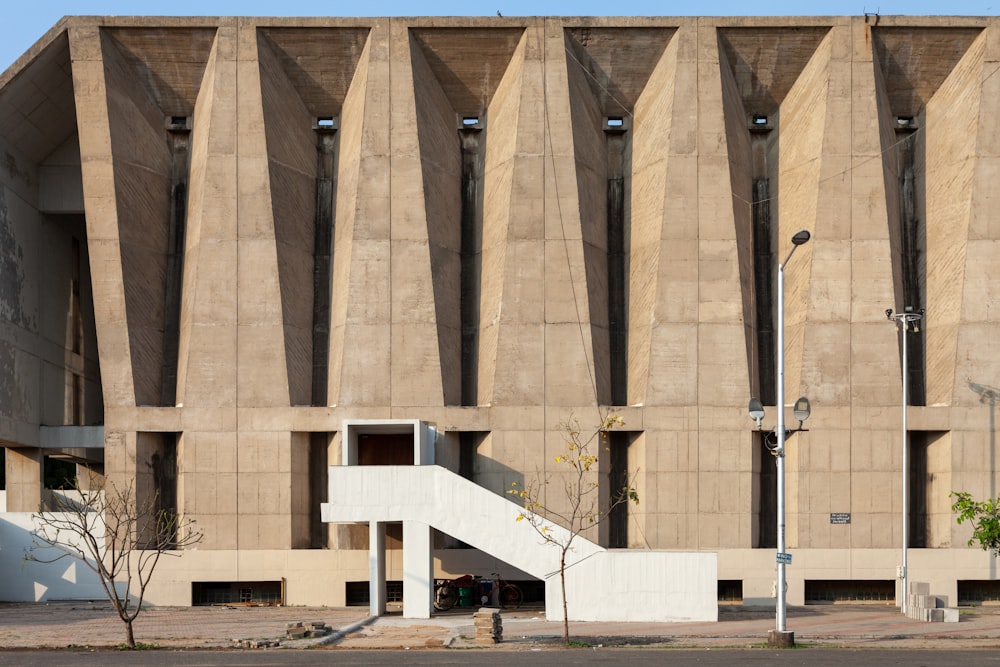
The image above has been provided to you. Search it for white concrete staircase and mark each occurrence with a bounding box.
[322,464,717,623]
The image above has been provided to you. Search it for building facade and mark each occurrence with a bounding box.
[1,15,999,608]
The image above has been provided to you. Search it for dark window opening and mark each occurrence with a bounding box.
[459,432,488,481]
[44,457,76,490]
[456,432,490,549]
[894,126,926,405]
[805,580,895,604]
[750,114,772,131]
[604,116,626,132]
[309,433,331,549]
[151,433,178,548]
[192,581,284,606]
[311,123,337,406]
[959,580,1000,606]
[358,433,414,465]
[756,432,777,548]
[605,122,628,405]
[345,581,370,606]
[387,580,404,602]
[752,176,775,405]
[166,116,190,132]
[607,430,630,548]
[718,580,743,604]
[909,430,950,548]
[458,122,485,405]
[895,116,916,130]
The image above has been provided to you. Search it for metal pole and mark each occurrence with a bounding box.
[901,319,909,615]
[776,258,787,633]
[888,309,920,614]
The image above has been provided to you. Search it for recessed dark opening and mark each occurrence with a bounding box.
[358,433,414,465]
[344,581,406,605]
[192,581,283,606]
[718,580,743,603]
[959,580,1000,605]
[805,579,894,604]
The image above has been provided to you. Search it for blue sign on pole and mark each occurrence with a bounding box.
[776,552,792,565]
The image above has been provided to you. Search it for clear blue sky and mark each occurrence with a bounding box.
[3,1,996,73]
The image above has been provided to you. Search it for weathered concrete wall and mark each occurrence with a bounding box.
[0,15,999,608]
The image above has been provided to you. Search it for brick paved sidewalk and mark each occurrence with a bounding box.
[3,602,1000,650]
[0,602,370,649]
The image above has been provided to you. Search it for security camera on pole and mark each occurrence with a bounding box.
[886,306,923,615]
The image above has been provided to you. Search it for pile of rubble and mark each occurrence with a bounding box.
[232,619,332,648]
[232,638,281,649]
[286,620,333,639]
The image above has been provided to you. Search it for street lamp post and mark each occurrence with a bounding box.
[886,307,922,615]
[749,228,811,648]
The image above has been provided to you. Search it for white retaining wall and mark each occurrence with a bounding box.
[0,513,108,601]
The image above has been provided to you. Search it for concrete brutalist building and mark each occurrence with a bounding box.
[1,14,1000,609]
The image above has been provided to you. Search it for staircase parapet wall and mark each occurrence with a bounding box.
[322,464,601,579]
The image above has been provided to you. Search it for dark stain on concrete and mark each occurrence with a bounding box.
[0,185,27,327]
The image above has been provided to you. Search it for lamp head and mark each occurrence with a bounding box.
[791,229,811,246]
[748,398,765,429]
[793,396,811,429]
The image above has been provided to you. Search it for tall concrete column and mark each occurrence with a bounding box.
[369,521,387,616]
[5,448,44,512]
[403,520,433,619]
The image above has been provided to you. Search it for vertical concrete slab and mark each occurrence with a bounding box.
[369,520,387,617]
[329,20,392,408]
[925,34,985,406]
[68,23,135,409]
[176,26,240,408]
[235,21,292,408]
[402,520,432,618]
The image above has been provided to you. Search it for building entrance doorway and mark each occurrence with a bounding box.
[357,433,414,465]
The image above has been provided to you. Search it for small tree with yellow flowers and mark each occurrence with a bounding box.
[508,412,638,645]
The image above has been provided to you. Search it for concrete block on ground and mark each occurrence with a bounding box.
[473,608,502,644]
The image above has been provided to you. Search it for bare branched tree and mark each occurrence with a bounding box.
[28,477,203,649]
[509,412,638,645]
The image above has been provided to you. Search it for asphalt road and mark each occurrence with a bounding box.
[2,649,1000,666]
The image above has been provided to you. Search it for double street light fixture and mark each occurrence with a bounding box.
[748,228,812,648]
[886,306,923,615]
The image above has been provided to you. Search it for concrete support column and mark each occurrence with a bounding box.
[403,520,433,619]
[5,448,44,512]
[369,521,387,616]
